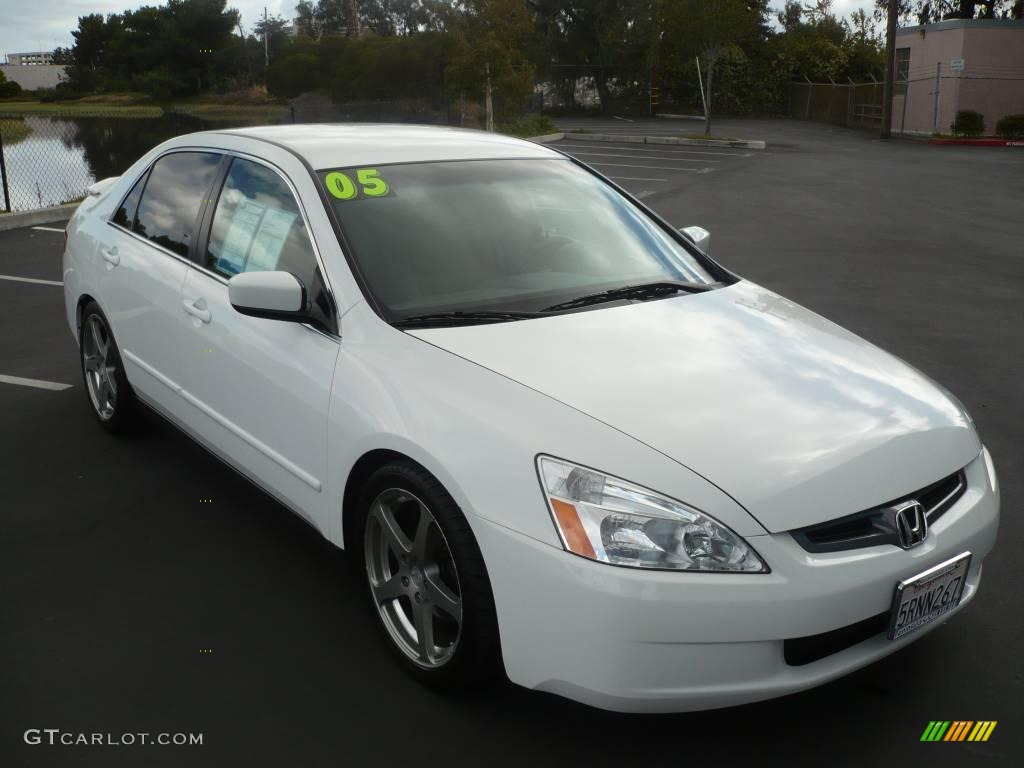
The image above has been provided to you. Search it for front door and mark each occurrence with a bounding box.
[174,155,339,526]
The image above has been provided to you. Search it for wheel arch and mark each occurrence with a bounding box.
[341,448,414,552]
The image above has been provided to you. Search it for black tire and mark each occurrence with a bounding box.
[355,460,502,690]
[79,301,144,435]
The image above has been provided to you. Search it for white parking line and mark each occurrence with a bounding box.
[0,274,63,286]
[562,142,749,157]
[587,162,705,172]
[0,373,72,391]
[612,116,634,122]
[569,150,721,163]
[608,176,668,182]
[31,226,65,233]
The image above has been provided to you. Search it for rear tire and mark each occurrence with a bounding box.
[356,460,501,690]
[79,301,144,435]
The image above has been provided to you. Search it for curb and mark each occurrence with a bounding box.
[561,132,766,150]
[928,137,1024,147]
[0,202,78,232]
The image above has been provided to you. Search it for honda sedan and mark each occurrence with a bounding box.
[63,124,999,712]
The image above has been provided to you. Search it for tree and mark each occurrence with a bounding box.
[662,0,763,135]
[872,0,1014,24]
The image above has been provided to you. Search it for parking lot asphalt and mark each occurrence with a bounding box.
[2,119,1022,767]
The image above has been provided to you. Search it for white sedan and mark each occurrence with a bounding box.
[63,125,999,712]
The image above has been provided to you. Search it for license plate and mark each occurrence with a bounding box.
[887,552,972,640]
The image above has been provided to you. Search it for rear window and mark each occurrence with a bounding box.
[134,152,221,257]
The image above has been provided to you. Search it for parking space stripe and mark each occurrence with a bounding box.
[561,142,750,157]
[31,226,65,233]
[0,374,73,391]
[0,274,64,286]
[586,162,705,172]
[568,150,721,163]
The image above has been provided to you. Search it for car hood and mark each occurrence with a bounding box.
[409,281,980,532]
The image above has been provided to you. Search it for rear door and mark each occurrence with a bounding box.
[100,150,223,416]
[175,154,340,525]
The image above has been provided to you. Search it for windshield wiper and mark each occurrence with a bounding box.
[392,310,543,329]
[541,280,722,313]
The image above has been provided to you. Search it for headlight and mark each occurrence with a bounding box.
[537,456,767,572]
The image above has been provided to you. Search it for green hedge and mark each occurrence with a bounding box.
[951,110,985,137]
[995,114,1024,139]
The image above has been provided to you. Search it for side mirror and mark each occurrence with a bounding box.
[228,271,308,322]
[680,225,710,254]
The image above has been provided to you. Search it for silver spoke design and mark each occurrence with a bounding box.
[370,574,405,603]
[105,367,118,396]
[375,502,412,558]
[88,317,108,360]
[83,354,101,374]
[424,569,461,621]
[411,503,432,563]
[413,600,436,662]
[96,379,111,408]
[364,487,463,670]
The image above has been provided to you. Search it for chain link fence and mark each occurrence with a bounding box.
[785,67,1024,135]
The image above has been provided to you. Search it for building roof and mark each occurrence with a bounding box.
[897,17,1024,35]
[220,123,559,169]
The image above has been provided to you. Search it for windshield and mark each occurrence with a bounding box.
[318,159,721,321]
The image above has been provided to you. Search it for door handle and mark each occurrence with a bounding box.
[182,298,212,324]
[102,246,119,266]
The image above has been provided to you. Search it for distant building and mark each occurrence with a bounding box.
[6,51,55,66]
[0,64,67,90]
[891,18,1024,135]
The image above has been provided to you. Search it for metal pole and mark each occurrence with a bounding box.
[485,64,494,132]
[804,76,813,120]
[695,56,708,123]
[847,77,855,127]
[0,126,10,213]
[881,0,898,138]
[900,76,909,134]
[263,7,269,68]
[932,62,941,132]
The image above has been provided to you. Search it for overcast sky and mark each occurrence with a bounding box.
[0,1,879,65]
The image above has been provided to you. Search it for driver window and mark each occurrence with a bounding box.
[205,158,319,290]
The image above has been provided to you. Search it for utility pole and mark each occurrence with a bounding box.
[880,0,898,139]
[263,7,269,68]
[348,0,360,39]
[485,64,494,132]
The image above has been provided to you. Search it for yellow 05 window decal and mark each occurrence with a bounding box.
[324,169,392,201]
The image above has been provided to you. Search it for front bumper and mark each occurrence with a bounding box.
[474,449,999,712]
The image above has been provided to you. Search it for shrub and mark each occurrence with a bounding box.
[995,114,1024,139]
[0,80,22,98]
[498,114,558,138]
[951,109,985,137]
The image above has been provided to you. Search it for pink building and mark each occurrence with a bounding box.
[891,18,1024,135]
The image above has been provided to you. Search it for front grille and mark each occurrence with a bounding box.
[791,469,966,553]
[784,611,889,666]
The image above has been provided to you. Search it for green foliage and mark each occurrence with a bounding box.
[499,114,558,137]
[951,109,985,136]
[994,114,1024,138]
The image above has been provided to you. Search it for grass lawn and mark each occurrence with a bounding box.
[0,101,163,117]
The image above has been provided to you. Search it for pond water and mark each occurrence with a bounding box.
[0,113,290,212]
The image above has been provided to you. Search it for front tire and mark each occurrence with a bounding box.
[79,302,143,434]
[357,461,501,689]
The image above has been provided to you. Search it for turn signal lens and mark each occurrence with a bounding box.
[538,456,767,572]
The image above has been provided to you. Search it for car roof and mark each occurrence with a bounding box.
[212,123,560,169]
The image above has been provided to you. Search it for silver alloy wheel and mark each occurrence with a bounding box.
[364,488,463,669]
[83,314,118,421]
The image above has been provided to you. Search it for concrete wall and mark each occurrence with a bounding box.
[0,64,67,90]
[891,19,1024,135]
